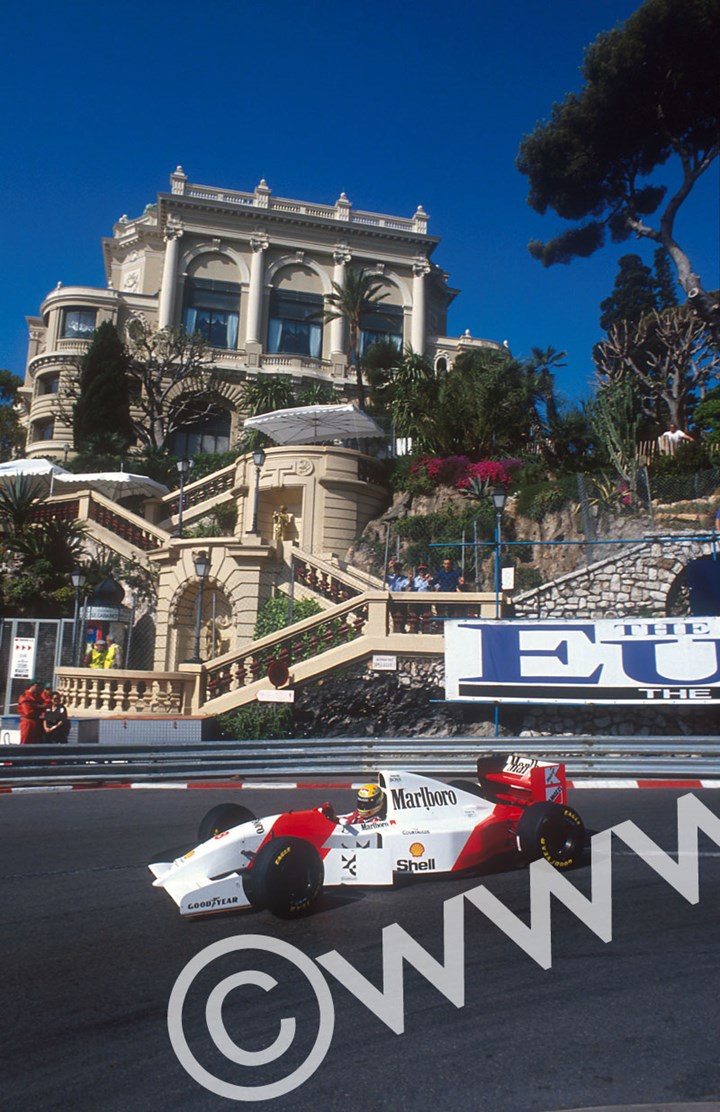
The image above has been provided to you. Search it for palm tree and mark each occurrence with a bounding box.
[390,349,439,453]
[239,373,296,417]
[5,519,87,572]
[526,346,566,431]
[323,268,389,411]
[238,373,296,451]
[0,476,46,532]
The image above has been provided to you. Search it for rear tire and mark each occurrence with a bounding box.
[198,803,256,843]
[516,802,585,870]
[243,836,324,918]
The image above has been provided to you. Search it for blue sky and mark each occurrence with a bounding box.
[1,0,717,408]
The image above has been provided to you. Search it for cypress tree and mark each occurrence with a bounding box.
[653,247,679,311]
[599,255,657,333]
[73,322,134,452]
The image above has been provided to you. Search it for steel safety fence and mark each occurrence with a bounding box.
[1,736,719,785]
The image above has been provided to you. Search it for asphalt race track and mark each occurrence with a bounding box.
[2,785,720,1112]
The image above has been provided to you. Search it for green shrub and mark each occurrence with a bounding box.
[254,595,322,640]
[185,501,238,538]
[514,565,543,592]
[214,704,293,740]
[515,480,574,522]
[388,456,435,495]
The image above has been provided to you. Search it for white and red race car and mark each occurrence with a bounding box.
[149,754,586,918]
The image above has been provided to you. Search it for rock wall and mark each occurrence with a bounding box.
[513,533,715,619]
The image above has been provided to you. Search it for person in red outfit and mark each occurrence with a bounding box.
[18,680,43,745]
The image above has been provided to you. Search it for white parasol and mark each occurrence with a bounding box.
[52,471,169,502]
[243,403,384,445]
[0,457,71,493]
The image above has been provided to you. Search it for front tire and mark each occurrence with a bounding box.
[198,803,256,843]
[243,836,324,918]
[516,802,585,870]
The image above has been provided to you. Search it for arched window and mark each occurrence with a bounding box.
[183,278,239,349]
[267,266,323,358]
[360,283,404,355]
[168,405,231,457]
[182,255,240,350]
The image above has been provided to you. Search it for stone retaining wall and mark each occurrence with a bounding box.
[290,655,717,739]
[513,534,714,619]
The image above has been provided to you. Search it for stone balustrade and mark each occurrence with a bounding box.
[204,596,372,703]
[162,463,237,516]
[182,183,423,232]
[55,590,501,717]
[56,668,197,716]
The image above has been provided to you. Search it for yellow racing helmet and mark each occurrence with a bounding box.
[356,783,385,819]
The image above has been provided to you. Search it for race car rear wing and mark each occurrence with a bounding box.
[476,754,567,806]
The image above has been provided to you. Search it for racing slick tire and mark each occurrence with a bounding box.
[243,836,324,918]
[516,802,585,870]
[198,803,256,843]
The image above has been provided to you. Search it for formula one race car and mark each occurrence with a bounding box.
[149,754,586,918]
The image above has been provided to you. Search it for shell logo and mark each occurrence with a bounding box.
[409,842,425,858]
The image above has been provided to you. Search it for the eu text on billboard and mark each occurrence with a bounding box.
[444,618,720,705]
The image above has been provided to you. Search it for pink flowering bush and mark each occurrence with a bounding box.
[406,455,523,495]
[411,455,472,486]
[456,458,522,491]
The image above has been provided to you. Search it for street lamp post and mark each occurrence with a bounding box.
[176,457,194,538]
[491,486,507,620]
[70,566,87,666]
[188,550,210,664]
[248,448,266,534]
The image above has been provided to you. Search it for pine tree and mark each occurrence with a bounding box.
[73,322,134,453]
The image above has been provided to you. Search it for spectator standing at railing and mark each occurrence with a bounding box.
[413,564,434,591]
[17,680,43,745]
[433,557,464,592]
[385,561,409,591]
[84,638,107,668]
[103,632,120,668]
[42,691,70,743]
[658,422,693,453]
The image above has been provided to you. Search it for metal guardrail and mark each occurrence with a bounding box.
[1,737,719,785]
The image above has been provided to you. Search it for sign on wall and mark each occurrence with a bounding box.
[10,638,36,680]
[445,618,720,705]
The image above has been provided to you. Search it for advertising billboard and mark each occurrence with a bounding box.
[445,618,720,705]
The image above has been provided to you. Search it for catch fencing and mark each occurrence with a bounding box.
[1,737,719,786]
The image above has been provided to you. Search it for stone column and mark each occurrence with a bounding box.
[158,220,183,329]
[330,244,351,355]
[246,235,268,347]
[411,257,431,354]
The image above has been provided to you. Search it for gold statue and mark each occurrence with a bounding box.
[273,505,292,540]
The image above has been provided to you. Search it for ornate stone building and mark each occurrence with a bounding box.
[21,167,504,455]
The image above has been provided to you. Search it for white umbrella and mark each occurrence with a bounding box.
[0,457,71,492]
[243,403,384,445]
[52,471,169,502]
